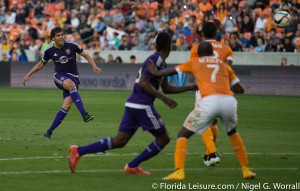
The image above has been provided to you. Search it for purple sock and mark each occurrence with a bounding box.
[128,141,162,168]
[69,89,86,117]
[47,108,68,133]
[78,137,112,156]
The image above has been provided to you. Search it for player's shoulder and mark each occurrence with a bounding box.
[44,44,54,53]
[147,52,164,66]
[65,40,82,48]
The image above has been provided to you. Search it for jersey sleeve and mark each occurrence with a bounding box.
[227,46,234,63]
[226,65,239,86]
[142,57,156,79]
[175,60,193,74]
[42,49,50,63]
[72,42,84,54]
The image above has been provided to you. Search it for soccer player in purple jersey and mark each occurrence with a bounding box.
[22,27,102,140]
[69,32,198,175]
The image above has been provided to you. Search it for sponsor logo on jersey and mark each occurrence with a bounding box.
[55,56,72,64]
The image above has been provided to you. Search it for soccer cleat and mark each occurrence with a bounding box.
[203,152,220,166]
[43,131,52,140]
[69,145,80,173]
[124,164,151,175]
[162,169,185,180]
[242,166,256,179]
[83,113,94,123]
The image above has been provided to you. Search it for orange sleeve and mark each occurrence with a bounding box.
[226,65,239,86]
[227,47,233,62]
[176,60,193,74]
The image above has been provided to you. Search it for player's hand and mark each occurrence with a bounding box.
[22,75,30,87]
[161,96,177,109]
[93,66,102,74]
[146,60,158,75]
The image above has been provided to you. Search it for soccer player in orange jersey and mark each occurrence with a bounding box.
[147,41,256,180]
[190,22,234,166]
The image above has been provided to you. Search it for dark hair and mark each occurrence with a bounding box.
[50,27,64,39]
[202,22,217,39]
[155,32,171,51]
[130,55,136,59]
[197,41,213,57]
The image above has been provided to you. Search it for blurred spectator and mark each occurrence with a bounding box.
[95,17,106,35]
[5,9,16,24]
[239,33,250,49]
[118,34,132,50]
[18,49,28,62]
[275,38,284,52]
[254,13,267,32]
[40,37,52,54]
[129,55,137,64]
[216,3,227,23]
[101,39,116,51]
[230,37,243,51]
[264,38,276,52]
[282,37,295,52]
[106,54,115,64]
[185,27,201,48]
[109,32,120,49]
[8,48,19,62]
[1,52,8,61]
[131,39,140,50]
[115,56,123,64]
[250,29,262,48]
[280,57,289,66]
[292,30,300,53]
[221,14,236,33]
[240,15,254,33]
[254,38,265,52]
[198,0,213,13]
[0,9,6,24]
[92,51,105,63]
[138,38,150,51]
[1,38,9,50]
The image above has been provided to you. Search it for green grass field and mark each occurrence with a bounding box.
[0,87,299,191]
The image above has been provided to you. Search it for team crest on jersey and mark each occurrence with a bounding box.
[65,49,71,54]
[175,73,186,87]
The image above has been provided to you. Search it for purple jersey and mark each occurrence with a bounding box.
[42,40,83,75]
[126,52,166,107]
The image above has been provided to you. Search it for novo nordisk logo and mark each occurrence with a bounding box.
[168,73,186,87]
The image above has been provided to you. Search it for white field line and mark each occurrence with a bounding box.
[1,152,300,161]
[0,167,298,175]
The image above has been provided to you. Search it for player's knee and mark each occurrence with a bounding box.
[63,80,76,91]
[227,128,237,136]
[156,135,170,147]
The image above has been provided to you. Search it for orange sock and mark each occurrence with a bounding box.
[174,137,188,170]
[201,129,216,155]
[210,124,218,142]
[229,133,248,167]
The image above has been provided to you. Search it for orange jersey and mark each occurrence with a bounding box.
[190,40,233,63]
[176,57,239,98]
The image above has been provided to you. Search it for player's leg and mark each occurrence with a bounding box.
[221,96,256,179]
[69,131,133,173]
[69,106,137,173]
[61,77,93,123]
[43,96,72,139]
[196,90,219,165]
[163,127,194,180]
[125,106,167,175]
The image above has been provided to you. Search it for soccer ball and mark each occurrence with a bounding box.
[273,11,291,28]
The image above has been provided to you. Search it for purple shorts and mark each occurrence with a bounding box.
[53,73,80,99]
[119,106,166,136]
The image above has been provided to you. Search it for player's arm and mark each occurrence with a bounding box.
[139,74,177,109]
[22,60,46,87]
[147,62,178,77]
[232,82,245,94]
[80,51,102,74]
[161,79,198,94]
